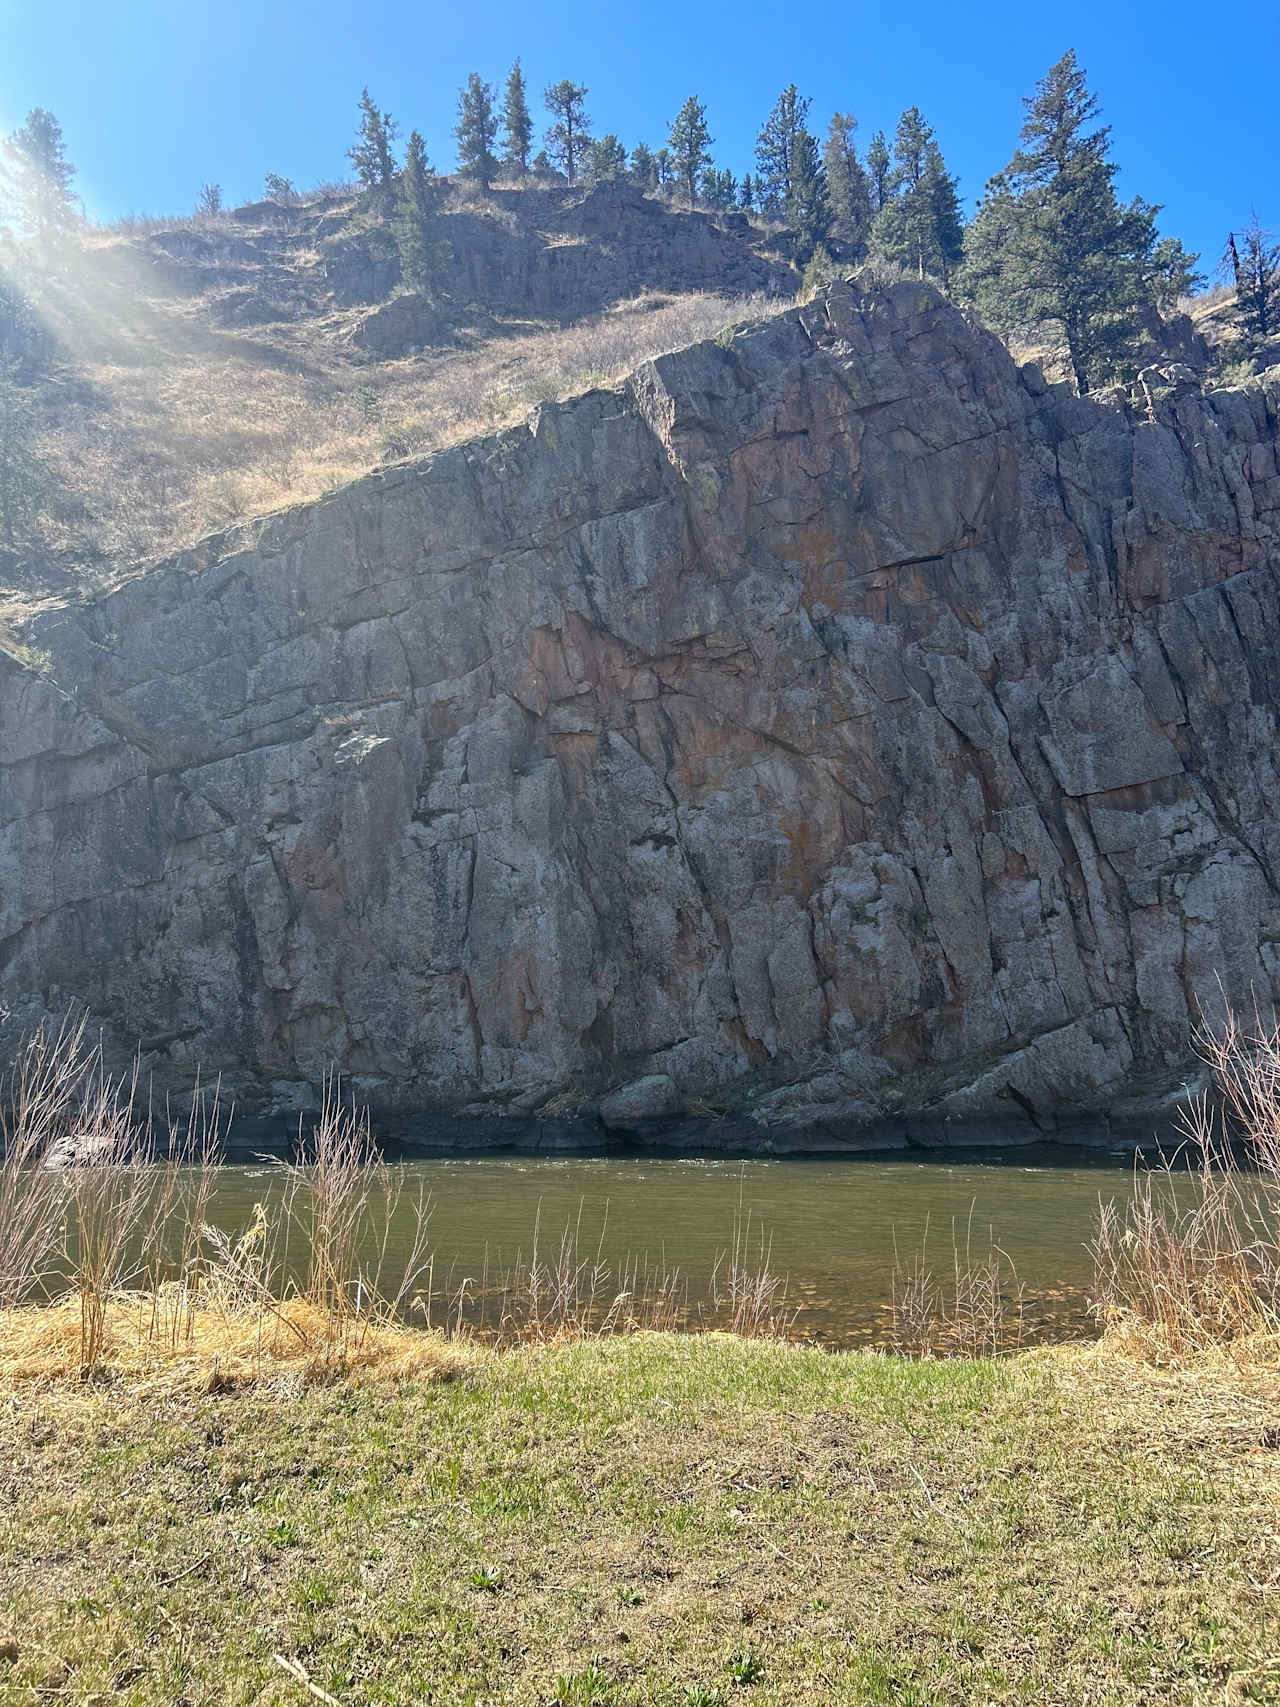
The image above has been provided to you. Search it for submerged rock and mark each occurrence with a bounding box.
[3,277,1279,1149]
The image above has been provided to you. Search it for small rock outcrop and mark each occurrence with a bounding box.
[109,184,795,335]
[3,278,1280,1148]
[326,184,794,317]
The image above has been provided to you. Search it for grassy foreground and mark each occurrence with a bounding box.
[1,1330,1278,1707]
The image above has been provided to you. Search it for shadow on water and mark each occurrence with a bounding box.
[201,1146,1159,1347]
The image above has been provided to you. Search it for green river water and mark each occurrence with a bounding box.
[204,1153,1146,1345]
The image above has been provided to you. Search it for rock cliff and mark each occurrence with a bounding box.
[4,277,1280,1149]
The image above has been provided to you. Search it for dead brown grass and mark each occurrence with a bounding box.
[0,1294,467,1392]
[0,1023,803,1384]
[1091,1005,1280,1364]
[891,1206,1025,1358]
[12,224,789,582]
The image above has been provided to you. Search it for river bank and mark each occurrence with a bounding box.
[214,1098,1185,1162]
[1,1329,1276,1706]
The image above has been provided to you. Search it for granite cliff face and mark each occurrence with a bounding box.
[4,278,1280,1148]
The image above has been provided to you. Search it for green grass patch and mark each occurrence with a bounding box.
[0,1335,1275,1705]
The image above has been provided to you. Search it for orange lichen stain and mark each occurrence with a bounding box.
[777,812,831,900]
[876,1013,928,1070]
[800,553,850,616]
[783,528,848,608]
[895,563,933,606]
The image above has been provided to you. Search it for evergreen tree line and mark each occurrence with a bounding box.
[3,56,1279,400]
[345,53,1233,389]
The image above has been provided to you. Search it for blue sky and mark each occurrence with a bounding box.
[3,0,1274,271]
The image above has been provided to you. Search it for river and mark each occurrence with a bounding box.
[202,1150,1148,1346]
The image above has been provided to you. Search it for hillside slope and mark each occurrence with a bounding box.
[3,276,1279,1148]
[6,183,795,582]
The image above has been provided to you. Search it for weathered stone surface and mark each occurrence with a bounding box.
[349,293,448,356]
[3,277,1280,1148]
[599,1074,683,1130]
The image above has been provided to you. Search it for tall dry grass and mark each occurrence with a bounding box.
[0,1020,437,1375]
[282,1073,433,1360]
[60,1059,151,1371]
[440,1196,792,1346]
[1091,1009,1280,1361]
[139,1077,226,1349]
[890,1207,1024,1359]
[710,1205,799,1339]
[0,1018,803,1384]
[0,1012,91,1307]
[15,256,790,581]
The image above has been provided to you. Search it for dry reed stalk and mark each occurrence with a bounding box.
[0,1012,91,1306]
[282,1074,433,1360]
[890,1207,1023,1359]
[488,1201,612,1343]
[59,1052,157,1372]
[140,1074,228,1348]
[469,1198,791,1345]
[709,1207,798,1340]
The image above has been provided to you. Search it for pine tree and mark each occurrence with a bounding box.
[395,130,443,295]
[870,110,962,283]
[0,276,49,371]
[960,51,1173,393]
[1226,214,1279,339]
[543,81,590,185]
[800,245,839,302]
[1143,229,1202,311]
[4,109,76,237]
[701,167,736,211]
[823,112,872,250]
[923,143,965,285]
[756,85,810,209]
[889,107,929,192]
[654,149,674,190]
[455,74,499,190]
[629,143,657,188]
[349,89,398,190]
[739,173,755,213]
[264,172,297,202]
[959,171,1019,297]
[786,129,831,264]
[668,96,713,210]
[0,360,49,547]
[586,135,627,184]
[866,130,892,213]
[501,60,533,173]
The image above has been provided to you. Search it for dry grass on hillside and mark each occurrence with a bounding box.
[13,220,789,582]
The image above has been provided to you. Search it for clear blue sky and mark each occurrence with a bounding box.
[4,0,1274,270]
